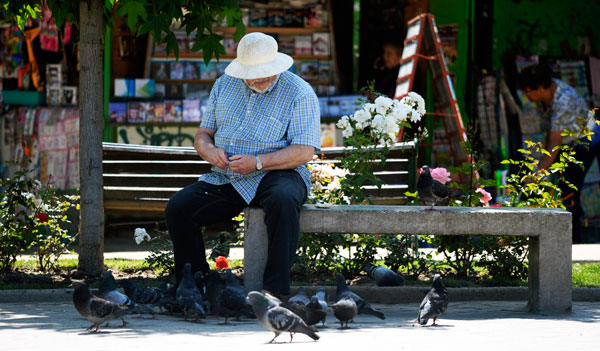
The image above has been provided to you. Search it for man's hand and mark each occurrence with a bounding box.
[206,147,229,170]
[229,154,258,175]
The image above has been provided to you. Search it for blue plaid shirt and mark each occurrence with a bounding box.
[199,70,321,204]
[547,79,595,144]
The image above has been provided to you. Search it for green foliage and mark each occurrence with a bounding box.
[0,160,79,272]
[572,263,600,287]
[1,0,246,65]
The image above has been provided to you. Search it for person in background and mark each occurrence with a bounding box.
[519,63,600,243]
[371,39,403,98]
[164,32,321,296]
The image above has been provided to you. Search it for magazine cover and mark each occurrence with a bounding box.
[223,37,238,55]
[170,61,185,79]
[135,79,155,98]
[108,102,127,124]
[165,83,184,99]
[154,83,166,99]
[249,8,267,27]
[284,8,305,27]
[320,123,336,148]
[151,61,169,79]
[294,35,312,55]
[318,61,330,81]
[164,100,183,122]
[127,102,146,123]
[217,60,231,76]
[184,61,200,79]
[182,99,202,122]
[278,35,295,55]
[267,8,286,27]
[200,61,218,80]
[305,3,324,27]
[299,60,319,81]
[312,32,330,56]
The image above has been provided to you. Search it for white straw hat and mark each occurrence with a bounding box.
[224,32,294,79]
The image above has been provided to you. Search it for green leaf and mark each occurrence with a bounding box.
[116,0,148,33]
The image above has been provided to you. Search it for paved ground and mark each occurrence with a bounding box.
[1,300,599,351]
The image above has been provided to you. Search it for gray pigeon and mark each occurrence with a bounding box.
[315,288,328,312]
[363,263,405,286]
[98,271,136,308]
[247,291,319,343]
[417,165,457,209]
[331,296,357,329]
[417,274,448,326]
[287,286,310,305]
[72,281,133,332]
[204,270,226,316]
[155,282,179,313]
[335,273,385,319]
[176,263,206,321]
[216,269,253,324]
[120,279,164,318]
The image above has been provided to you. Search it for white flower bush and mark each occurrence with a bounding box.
[336,92,425,147]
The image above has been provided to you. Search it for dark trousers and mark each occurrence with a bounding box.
[560,140,600,243]
[164,169,307,295]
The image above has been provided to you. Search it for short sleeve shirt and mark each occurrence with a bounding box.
[199,70,321,204]
[547,79,593,143]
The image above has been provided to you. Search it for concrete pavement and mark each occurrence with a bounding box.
[1,300,599,351]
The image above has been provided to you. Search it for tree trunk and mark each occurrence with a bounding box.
[77,0,104,276]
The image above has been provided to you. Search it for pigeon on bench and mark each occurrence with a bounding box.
[363,263,405,286]
[247,291,319,343]
[417,274,448,326]
[417,165,459,209]
[335,273,385,320]
[72,281,134,332]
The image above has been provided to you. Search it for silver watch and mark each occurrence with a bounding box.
[255,156,263,170]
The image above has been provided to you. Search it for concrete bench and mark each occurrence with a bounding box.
[244,204,572,314]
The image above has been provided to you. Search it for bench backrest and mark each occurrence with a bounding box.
[102,141,418,215]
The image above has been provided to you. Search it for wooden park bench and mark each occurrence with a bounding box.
[101,141,418,225]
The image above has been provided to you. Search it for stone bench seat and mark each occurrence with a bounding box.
[244,204,572,314]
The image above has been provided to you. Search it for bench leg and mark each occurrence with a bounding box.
[244,207,268,292]
[528,229,572,313]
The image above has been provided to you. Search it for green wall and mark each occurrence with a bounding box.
[493,0,600,71]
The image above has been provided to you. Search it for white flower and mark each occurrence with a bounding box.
[326,178,341,191]
[134,228,151,245]
[352,109,372,124]
[408,91,426,116]
[355,122,364,131]
[371,114,386,132]
[374,96,394,115]
[391,102,411,123]
[364,103,376,113]
[342,127,353,138]
[336,115,350,129]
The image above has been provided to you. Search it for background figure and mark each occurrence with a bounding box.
[370,39,403,98]
[519,63,600,243]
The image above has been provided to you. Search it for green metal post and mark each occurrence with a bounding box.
[352,0,360,92]
[103,25,115,142]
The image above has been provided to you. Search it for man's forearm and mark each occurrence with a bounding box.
[194,129,216,159]
[259,144,315,170]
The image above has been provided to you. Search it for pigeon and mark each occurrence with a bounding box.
[98,271,136,308]
[363,263,405,287]
[287,286,310,305]
[305,296,328,326]
[155,282,179,313]
[203,270,226,316]
[417,165,458,209]
[247,291,319,343]
[335,273,385,319]
[216,269,253,324]
[417,274,448,326]
[331,296,357,329]
[176,263,206,321]
[315,288,328,313]
[120,279,164,318]
[72,281,133,332]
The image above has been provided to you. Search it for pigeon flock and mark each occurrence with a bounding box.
[72,264,448,341]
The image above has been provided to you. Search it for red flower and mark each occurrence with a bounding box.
[35,213,49,223]
[215,256,229,270]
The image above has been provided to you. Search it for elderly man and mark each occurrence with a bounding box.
[165,32,321,296]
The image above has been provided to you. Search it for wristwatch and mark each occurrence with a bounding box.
[255,156,263,170]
